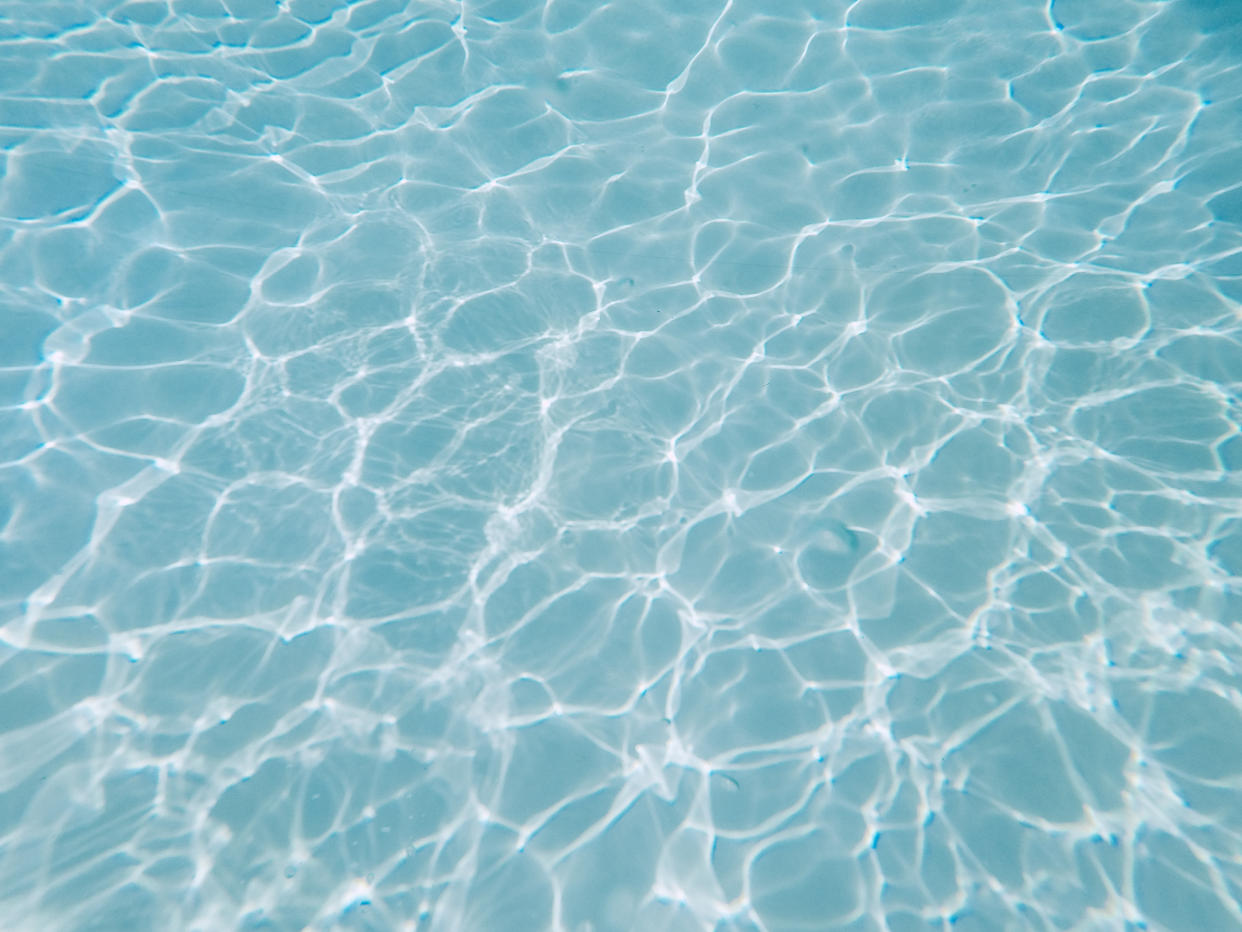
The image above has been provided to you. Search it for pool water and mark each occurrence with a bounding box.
[1,0,1241,929]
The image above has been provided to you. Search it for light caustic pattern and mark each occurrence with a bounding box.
[0,0,1241,929]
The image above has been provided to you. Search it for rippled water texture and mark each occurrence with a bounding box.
[1,0,1241,929]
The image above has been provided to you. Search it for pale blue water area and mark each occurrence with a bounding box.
[1,0,1241,928]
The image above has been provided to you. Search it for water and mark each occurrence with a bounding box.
[1,0,1240,929]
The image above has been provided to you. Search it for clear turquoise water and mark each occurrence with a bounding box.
[1,0,1241,929]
